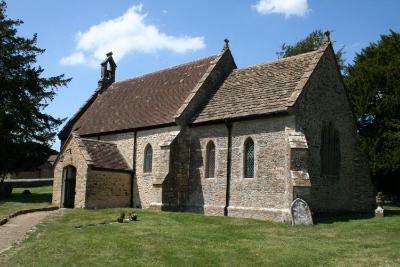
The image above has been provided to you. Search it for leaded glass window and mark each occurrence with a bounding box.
[244,138,254,178]
[206,141,215,178]
[144,144,153,173]
[320,121,340,177]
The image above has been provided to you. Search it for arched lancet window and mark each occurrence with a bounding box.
[205,141,216,178]
[144,144,153,173]
[244,138,254,178]
[321,121,340,177]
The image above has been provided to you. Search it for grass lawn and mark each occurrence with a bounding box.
[0,186,52,218]
[1,204,400,266]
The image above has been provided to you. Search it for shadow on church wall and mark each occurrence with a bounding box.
[185,134,205,213]
[133,174,141,208]
[161,132,205,213]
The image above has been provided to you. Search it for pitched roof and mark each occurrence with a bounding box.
[192,46,327,124]
[47,155,58,165]
[68,54,219,136]
[80,139,131,171]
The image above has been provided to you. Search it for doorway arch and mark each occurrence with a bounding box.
[62,165,76,208]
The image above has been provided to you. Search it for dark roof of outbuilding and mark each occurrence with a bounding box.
[69,55,218,136]
[47,155,58,165]
[80,139,131,171]
[192,46,327,124]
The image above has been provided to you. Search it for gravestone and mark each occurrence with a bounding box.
[290,198,313,225]
[375,192,384,218]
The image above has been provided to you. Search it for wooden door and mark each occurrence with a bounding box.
[62,166,76,208]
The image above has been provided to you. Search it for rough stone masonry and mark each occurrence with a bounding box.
[52,35,375,223]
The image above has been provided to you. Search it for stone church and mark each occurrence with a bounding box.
[52,33,375,222]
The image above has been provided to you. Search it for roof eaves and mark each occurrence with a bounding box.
[192,107,289,125]
[91,166,132,173]
[79,138,115,145]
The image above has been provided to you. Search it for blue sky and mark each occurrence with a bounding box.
[6,0,400,150]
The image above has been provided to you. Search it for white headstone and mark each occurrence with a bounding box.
[291,198,313,225]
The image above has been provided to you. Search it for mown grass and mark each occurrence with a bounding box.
[0,186,52,218]
[1,204,400,266]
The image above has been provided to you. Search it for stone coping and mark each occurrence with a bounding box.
[0,206,59,226]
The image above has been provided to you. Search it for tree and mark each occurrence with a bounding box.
[277,29,345,71]
[345,30,400,196]
[0,1,70,183]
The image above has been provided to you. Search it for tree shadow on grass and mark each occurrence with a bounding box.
[0,191,52,204]
[314,213,375,224]
[384,202,400,217]
[314,203,400,223]
[385,209,400,217]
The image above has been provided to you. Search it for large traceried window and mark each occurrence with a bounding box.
[143,144,153,173]
[244,138,255,178]
[205,141,216,178]
[320,121,340,177]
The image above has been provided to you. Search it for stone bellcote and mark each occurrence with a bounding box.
[322,31,331,46]
[98,52,117,90]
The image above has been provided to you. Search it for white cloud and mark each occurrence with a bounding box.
[60,4,205,66]
[59,52,86,65]
[253,0,310,17]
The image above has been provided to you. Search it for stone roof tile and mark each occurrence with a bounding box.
[72,55,218,136]
[80,139,131,171]
[192,48,326,123]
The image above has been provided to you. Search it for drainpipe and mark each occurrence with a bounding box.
[224,122,232,216]
[131,130,137,208]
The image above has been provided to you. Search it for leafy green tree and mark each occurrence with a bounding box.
[345,30,400,195]
[0,1,70,182]
[277,29,345,71]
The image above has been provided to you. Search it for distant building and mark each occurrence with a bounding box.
[12,155,57,179]
[52,35,375,222]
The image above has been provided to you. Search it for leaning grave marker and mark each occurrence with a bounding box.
[291,198,313,225]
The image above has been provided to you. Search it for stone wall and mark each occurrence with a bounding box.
[134,125,181,208]
[188,115,296,221]
[187,124,228,215]
[229,116,295,221]
[85,169,131,208]
[293,45,375,213]
[286,128,312,206]
[161,127,190,211]
[51,45,374,221]
[81,126,185,210]
[52,137,89,208]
